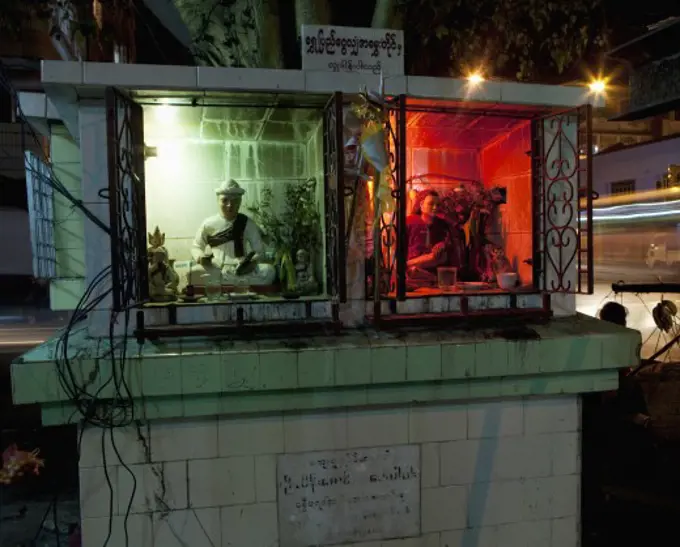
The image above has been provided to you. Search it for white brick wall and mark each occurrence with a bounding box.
[78,396,581,547]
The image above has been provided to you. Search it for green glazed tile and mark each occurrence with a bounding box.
[500,375,540,397]
[301,387,368,409]
[259,351,298,390]
[221,392,280,415]
[88,359,115,399]
[601,332,639,370]
[406,344,441,381]
[335,348,371,386]
[41,404,76,426]
[433,381,470,402]
[142,396,183,419]
[297,350,335,388]
[222,391,307,414]
[221,351,260,392]
[183,394,221,417]
[591,370,619,391]
[141,356,182,397]
[366,384,424,406]
[507,339,541,376]
[539,337,601,374]
[441,342,475,379]
[468,378,503,400]
[120,357,143,398]
[181,354,221,395]
[12,361,62,404]
[371,346,406,384]
[474,339,509,378]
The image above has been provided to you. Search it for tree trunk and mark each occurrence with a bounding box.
[258,0,283,68]
[371,0,401,29]
[294,0,330,38]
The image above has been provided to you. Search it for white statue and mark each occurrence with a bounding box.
[187,179,276,287]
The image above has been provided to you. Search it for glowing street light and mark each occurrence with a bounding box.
[588,79,606,94]
[467,72,484,85]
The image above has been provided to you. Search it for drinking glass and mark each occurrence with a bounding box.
[437,267,458,292]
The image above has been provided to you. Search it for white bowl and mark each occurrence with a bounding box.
[497,272,518,289]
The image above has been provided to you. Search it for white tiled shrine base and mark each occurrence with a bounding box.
[78,396,580,547]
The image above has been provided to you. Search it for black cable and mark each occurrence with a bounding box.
[1,49,158,547]
[0,61,110,235]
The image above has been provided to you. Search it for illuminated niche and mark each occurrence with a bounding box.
[143,98,326,302]
[367,99,537,298]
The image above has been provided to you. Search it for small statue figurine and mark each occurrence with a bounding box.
[148,226,179,302]
[482,244,513,282]
[294,249,317,295]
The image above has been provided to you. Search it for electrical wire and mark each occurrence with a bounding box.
[0,53,216,547]
[0,62,110,235]
[0,60,147,547]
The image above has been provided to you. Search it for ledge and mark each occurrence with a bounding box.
[11,314,640,425]
[39,61,601,108]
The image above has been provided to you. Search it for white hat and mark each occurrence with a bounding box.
[215,179,245,197]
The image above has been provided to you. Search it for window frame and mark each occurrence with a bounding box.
[363,99,594,323]
[610,180,636,196]
[104,87,345,328]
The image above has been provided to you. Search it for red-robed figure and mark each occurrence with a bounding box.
[406,190,465,290]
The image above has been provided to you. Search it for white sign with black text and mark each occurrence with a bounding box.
[301,25,405,76]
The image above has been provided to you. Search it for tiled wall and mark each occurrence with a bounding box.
[78,396,580,547]
[51,124,85,280]
[407,148,480,185]
[480,123,533,285]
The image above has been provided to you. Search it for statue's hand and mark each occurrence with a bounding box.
[199,255,212,268]
[235,258,256,276]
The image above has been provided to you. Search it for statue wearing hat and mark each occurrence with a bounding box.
[188,179,275,287]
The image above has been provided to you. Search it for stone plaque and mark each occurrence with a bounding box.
[277,445,420,546]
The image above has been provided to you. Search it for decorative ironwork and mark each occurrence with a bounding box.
[106,87,148,311]
[374,96,406,299]
[323,92,346,302]
[533,105,593,294]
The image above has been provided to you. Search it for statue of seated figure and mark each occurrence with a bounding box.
[187,179,276,287]
[406,189,465,290]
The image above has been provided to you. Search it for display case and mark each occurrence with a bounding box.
[106,88,345,320]
[351,96,593,319]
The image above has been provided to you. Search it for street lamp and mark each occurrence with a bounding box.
[588,79,606,94]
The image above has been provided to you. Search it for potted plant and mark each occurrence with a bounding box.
[248,178,322,295]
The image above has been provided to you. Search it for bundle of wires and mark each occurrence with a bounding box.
[0,60,144,547]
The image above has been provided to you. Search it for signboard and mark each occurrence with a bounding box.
[301,25,405,76]
[277,445,420,546]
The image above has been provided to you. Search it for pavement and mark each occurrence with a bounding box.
[0,498,79,547]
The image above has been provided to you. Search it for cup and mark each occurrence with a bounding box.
[437,267,458,291]
[203,274,221,301]
[497,272,518,290]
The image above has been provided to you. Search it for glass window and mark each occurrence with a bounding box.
[366,100,536,298]
[142,101,327,304]
[610,180,636,196]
